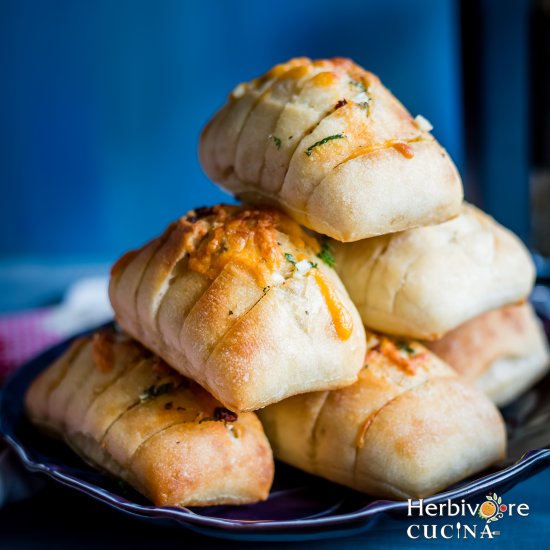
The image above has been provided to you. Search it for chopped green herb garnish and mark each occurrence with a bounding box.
[272,135,282,150]
[139,387,153,403]
[350,79,366,92]
[358,94,372,115]
[396,341,416,355]
[139,382,175,403]
[317,242,336,268]
[305,134,346,157]
[284,252,297,265]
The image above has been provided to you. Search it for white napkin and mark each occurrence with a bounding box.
[43,276,113,336]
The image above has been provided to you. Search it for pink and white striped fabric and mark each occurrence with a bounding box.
[0,308,62,382]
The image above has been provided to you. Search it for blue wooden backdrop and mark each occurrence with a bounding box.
[2,0,466,261]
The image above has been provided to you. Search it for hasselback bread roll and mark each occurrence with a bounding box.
[25,330,274,507]
[259,332,506,500]
[199,57,463,242]
[427,303,550,406]
[332,203,535,340]
[109,204,366,412]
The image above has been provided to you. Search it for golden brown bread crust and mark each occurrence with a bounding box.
[24,330,274,507]
[109,204,366,411]
[427,303,550,406]
[259,332,506,499]
[332,203,535,340]
[199,57,463,241]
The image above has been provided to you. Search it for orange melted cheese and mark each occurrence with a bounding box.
[313,271,353,341]
[248,57,375,96]
[355,393,401,448]
[92,332,116,373]
[311,71,339,88]
[284,65,311,81]
[365,337,429,375]
[392,141,415,159]
[188,207,281,285]
[252,58,309,88]
[91,331,141,373]
[341,138,424,164]
[294,253,352,341]
[185,205,319,287]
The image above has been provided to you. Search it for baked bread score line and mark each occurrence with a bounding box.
[260,64,364,195]
[25,331,275,507]
[205,58,425,196]
[207,57,361,191]
[247,66,422,198]
[109,205,366,412]
[204,58,310,179]
[236,61,353,189]
[229,136,438,232]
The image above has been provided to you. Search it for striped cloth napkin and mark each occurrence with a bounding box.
[0,277,112,383]
[0,277,112,506]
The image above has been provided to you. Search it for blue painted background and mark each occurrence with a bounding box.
[1,0,464,261]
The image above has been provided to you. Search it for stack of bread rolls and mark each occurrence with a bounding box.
[26,57,549,505]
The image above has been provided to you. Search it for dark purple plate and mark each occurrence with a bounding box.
[1,323,550,542]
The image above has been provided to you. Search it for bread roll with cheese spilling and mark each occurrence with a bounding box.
[427,303,550,406]
[332,203,535,340]
[109,204,366,412]
[25,330,274,507]
[199,57,463,242]
[259,333,506,500]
